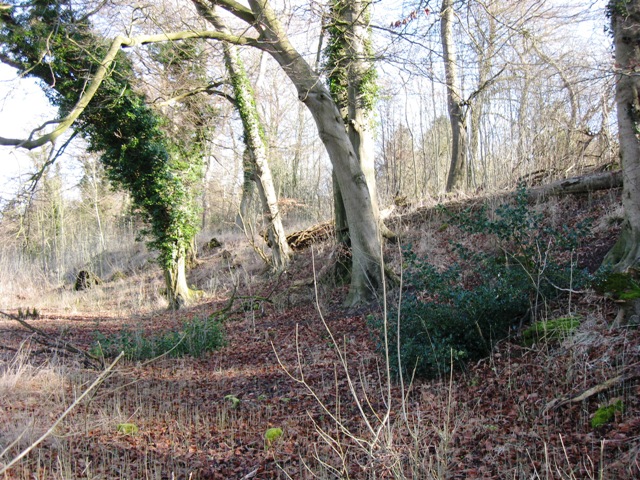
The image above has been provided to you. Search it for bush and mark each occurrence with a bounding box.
[374,186,591,380]
[92,315,226,361]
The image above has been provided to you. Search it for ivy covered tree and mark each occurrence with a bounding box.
[324,0,388,280]
[192,1,292,271]
[0,0,204,308]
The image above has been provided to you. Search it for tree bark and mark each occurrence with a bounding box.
[236,148,256,228]
[164,247,193,310]
[441,0,468,192]
[603,0,640,274]
[194,2,292,271]
[237,0,383,303]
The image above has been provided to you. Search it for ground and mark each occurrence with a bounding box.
[0,188,639,479]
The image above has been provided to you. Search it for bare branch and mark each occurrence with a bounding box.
[0,29,259,151]
[210,0,257,25]
[0,352,124,475]
[0,35,127,149]
[153,81,236,106]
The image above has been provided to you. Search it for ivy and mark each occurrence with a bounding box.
[226,50,267,147]
[323,0,378,119]
[0,1,204,272]
[607,0,632,19]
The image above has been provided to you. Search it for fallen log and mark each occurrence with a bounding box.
[526,170,622,201]
[393,170,622,225]
[283,170,623,250]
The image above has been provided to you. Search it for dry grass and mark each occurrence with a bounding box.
[0,190,637,479]
[0,342,68,458]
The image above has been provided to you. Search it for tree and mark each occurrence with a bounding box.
[231,0,382,303]
[323,0,398,283]
[193,1,292,271]
[0,1,203,308]
[440,0,469,192]
[324,0,380,243]
[1,0,385,304]
[604,0,640,274]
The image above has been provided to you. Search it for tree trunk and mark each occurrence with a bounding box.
[441,0,468,192]
[326,0,395,254]
[470,11,496,190]
[195,3,292,271]
[332,170,350,281]
[238,0,382,303]
[236,148,256,228]
[604,0,640,274]
[164,247,193,310]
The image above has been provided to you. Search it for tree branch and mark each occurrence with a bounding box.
[0,310,103,369]
[153,81,236,106]
[0,35,126,149]
[0,30,258,150]
[210,0,257,25]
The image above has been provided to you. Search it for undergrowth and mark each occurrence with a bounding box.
[375,186,593,379]
[91,315,226,360]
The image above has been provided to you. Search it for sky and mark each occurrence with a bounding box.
[0,63,58,201]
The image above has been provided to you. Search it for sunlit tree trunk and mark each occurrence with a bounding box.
[441,0,468,192]
[324,0,392,283]
[237,0,382,303]
[603,0,640,326]
[194,2,292,271]
[165,246,192,309]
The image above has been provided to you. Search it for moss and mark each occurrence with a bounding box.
[117,423,139,435]
[225,394,240,409]
[264,427,283,448]
[522,316,582,346]
[595,271,640,300]
[591,400,623,429]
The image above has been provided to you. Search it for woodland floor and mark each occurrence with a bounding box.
[1,188,639,479]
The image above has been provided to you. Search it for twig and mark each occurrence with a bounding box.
[0,352,124,475]
[0,310,103,369]
[240,467,259,479]
[545,366,640,411]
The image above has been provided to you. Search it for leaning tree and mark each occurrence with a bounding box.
[0,1,205,308]
[1,0,385,305]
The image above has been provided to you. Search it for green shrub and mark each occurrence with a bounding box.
[373,186,591,379]
[91,315,225,361]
